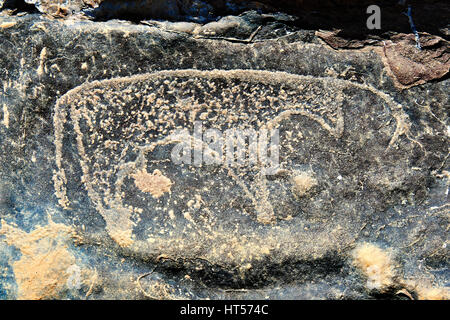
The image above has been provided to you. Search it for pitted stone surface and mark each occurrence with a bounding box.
[0,13,448,300]
[50,69,448,298]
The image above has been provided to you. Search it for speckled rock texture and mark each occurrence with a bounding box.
[0,4,448,300]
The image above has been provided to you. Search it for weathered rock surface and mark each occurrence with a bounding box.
[0,9,448,300]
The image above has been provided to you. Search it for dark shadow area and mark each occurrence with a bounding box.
[1,0,38,13]
[87,0,449,39]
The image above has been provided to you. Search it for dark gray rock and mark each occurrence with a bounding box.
[0,11,448,300]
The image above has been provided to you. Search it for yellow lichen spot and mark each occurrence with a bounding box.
[109,229,134,248]
[132,169,172,198]
[292,171,318,198]
[2,103,9,129]
[0,219,76,300]
[37,47,47,77]
[0,21,16,29]
[183,211,194,223]
[416,286,449,300]
[352,243,395,292]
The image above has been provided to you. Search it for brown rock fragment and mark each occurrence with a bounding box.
[383,33,450,88]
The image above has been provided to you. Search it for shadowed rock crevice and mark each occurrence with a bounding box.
[131,252,348,290]
[0,0,38,13]
[1,1,449,38]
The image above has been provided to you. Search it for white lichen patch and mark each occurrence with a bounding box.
[291,171,318,198]
[37,47,47,77]
[66,264,82,290]
[353,243,395,292]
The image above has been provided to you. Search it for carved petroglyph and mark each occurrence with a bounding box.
[53,69,408,248]
[132,169,173,198]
